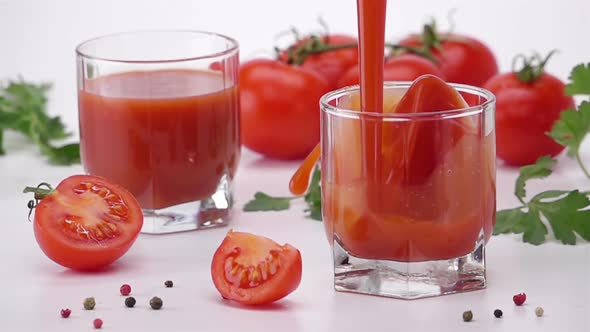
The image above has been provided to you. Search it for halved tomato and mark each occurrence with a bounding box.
[211,231,302,305]
[27,175,143,270]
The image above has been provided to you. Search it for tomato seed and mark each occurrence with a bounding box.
[120,284,131,296]
[60,308,71,318]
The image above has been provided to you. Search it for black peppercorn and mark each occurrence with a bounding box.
[150,296,163,310]
[125,296,136,308]
[463,310,473,322]
[164,280,173,288]
[494,309,503,318]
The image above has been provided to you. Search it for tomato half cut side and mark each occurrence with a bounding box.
[32,175,143,270]
[211,231,302,305]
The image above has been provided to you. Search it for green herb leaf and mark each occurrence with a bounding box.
[493,207,528,235]
[548,101,590,157]
[243,192,293,212]
[565,63,590,95]
[520,207,548,245]
[304,166,322,221]
[514,156,556,203]
[48,143,81,165]
[0,80,80,165]
[531,190,590,244]
[0,129,4,155]
[495,189,590,245]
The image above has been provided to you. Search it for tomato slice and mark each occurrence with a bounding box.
[31,175,143,270]
[382,74,471,186]
[211,231,302,305]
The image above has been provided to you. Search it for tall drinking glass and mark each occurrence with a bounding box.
[76,31,240,234]
[320,82,496,299]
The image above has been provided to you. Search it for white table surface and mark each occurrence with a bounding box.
[1,1,590,331]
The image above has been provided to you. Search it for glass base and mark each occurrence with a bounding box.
[333,238,486,300]
[140,174,233,234]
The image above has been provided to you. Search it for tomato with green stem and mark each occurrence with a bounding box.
[211,231,302,305]
[24,175,143,270]
[279,34,358,89]
[398,21,498,87]
[484,51,575,166]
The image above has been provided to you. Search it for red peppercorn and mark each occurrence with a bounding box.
[93,318,103,329]
[60,308,71,318]
[120,284,132,296]
[513,292,526,305]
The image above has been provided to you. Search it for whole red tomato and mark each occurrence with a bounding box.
[484,56,575,166]
[279,34,358,90]
[398,24,498,87]
[240,59,331,159]
[25,175,143,270]
[337,54,445,88]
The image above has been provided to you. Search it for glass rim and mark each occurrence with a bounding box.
[320,81,496,120]
[75,30,239,64]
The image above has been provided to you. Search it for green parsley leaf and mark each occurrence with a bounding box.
[493,206,548,245]
[493,207,528,235]
[531,190,590,244]
[548,101,590,157]
[242,192,293,212]
[304,166,322,221]
[242,165,323,220]
[565,63,590,95]
[520,207,548,245]
[0,80,80,165]
[0,129,5,155]
[514,156,556,203]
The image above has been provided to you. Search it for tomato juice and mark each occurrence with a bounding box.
[321,84,496,262]
[78,69,240,210]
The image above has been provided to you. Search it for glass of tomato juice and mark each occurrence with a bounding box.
[76,31,240,234]
[320,82,496,299]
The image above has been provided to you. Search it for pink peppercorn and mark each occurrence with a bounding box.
[513,292,527,305]
[60,308,71,318]
[120,284,131,296]
[93,318,103,329]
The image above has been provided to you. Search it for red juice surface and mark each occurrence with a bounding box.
[78,69,240,210]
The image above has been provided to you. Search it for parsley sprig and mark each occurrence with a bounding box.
[494,63,590,245]
[0,80,80,165]
[243,166,322,221]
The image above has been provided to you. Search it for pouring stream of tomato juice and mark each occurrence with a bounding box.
[289,0,387,196]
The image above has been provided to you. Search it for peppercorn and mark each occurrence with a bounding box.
[513,292,527,306]
[125,296,136,308]
[120,284,132,296]
[83,297,96,310]
[535,307,544,317]
[93,318,103,329]
[493,309,503,318]
[60,308,71,318]
[462,310,473,322]
[150,296,163,310]
[164,280,173,288]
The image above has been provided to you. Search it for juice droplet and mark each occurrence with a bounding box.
[289,144,320,195]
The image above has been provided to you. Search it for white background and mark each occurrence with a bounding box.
[1,0,590,331]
